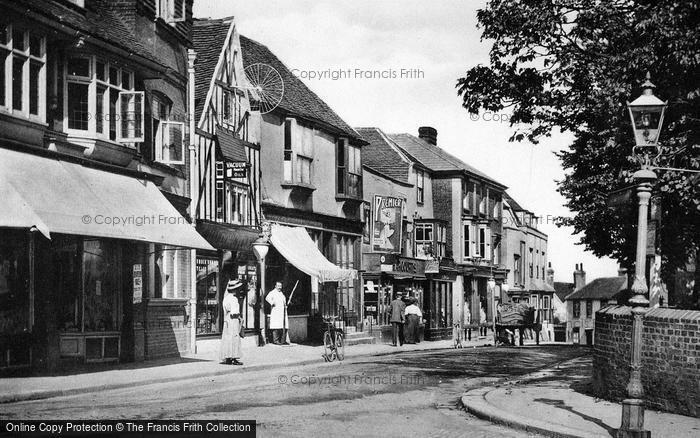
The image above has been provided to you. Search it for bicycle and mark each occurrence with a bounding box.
[322,316,345,362]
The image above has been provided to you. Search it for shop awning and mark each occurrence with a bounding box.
[196,220,259,257]
[269,223,357,283]
[0,148,214,250]
[217,128,250,162]
[381,271,427,280]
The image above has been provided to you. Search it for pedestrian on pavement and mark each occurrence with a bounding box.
[266,281,288,345]
[220,279,244,365]
[404,297,422,344]
[390,291,406,346]
[480,305,487,336]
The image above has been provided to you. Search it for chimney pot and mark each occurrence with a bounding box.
[418,126,437,145]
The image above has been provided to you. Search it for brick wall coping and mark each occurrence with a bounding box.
[598,305,700,321]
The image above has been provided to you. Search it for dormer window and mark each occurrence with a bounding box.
[159,0,186,23]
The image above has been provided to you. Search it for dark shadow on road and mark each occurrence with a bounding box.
[534,397,616,437]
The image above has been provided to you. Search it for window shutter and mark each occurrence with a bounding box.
[118,91,145,142]
[159,121,185,164]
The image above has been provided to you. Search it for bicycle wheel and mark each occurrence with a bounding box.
[323,330,335,361]
[335,332,345,361]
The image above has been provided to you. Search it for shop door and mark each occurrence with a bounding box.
[585,329,593,346]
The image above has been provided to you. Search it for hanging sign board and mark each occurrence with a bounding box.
[225,161,248,179]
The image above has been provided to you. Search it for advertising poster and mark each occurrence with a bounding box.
[371,195,403,253]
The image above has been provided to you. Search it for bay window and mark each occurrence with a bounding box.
[65,55,143,143]
[415,222,433,258]
[0,24,46,122]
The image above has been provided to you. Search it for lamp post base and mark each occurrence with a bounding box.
[617,399,651,438]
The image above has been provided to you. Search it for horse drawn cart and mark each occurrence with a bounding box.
[495,303,541,346]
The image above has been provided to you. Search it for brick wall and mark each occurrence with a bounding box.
[593,305,700,417]
[432,178,453,254]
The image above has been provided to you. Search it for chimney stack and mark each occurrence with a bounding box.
[418,126,437,145]
[573,263,586,290]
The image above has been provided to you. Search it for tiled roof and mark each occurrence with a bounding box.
[553,282,575,302]
[565,276,626,301]
[388,133,505,187]
[239,35,361,141]
[9,0,163,69]
[192,18,233,122]
[355,127,410,183]
[504,192,527,212]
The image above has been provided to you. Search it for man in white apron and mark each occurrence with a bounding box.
[266,281,288,345]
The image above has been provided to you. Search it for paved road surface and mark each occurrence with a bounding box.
[1,346,587,437]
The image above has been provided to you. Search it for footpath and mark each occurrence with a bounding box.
[0,337,489,404]
[461,355,700,438]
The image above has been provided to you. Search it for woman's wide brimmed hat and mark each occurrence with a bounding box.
[227,279,243,292]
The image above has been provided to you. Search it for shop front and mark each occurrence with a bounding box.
[0,148,213,371]
[362,253,427,341]
[423,258,458,340]
[194,221,260,347]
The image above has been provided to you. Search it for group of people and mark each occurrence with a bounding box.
[389,291,424,346]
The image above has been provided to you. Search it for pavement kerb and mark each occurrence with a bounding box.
[461,387,602,438]
[459,355,605,438]
[0,343,471,404]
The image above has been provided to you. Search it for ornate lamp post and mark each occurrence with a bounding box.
[618,74,667,438]
[252,234,270,347]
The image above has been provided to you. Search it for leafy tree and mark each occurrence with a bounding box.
[456,0,699,307]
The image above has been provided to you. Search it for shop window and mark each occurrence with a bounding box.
[54,236,82,332]
[572,327,580,344]
[416,170,424,204]
[0,24,46,121]
[196,257,220,335]
[0,232,30,340]
[159,0,186,23]
[573,300,581,318]
[82,239,121,332]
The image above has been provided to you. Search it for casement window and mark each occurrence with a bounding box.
[65,55,143,143]
[0,24,46,122]
[573,300,581,318]
[226,183,249,225]
[336,138,362,198]
[283,119,314,185]
[222,89,241,128]
[158,0,186,23]
[479,227,490,260]
[529,247,534,278]
[151,96,184,164]
[416,170,425,204]
[462,222,472,259]
[586,300,593,318]
[415,222,433,258]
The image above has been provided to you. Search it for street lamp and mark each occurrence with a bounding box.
[252,236,269,346]
[617,74,666,438]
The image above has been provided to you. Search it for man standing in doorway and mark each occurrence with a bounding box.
[390,291,406,346]
[266,281,288,345]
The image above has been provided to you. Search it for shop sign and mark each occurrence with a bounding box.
[225,161,248,179]
[371,195,403,253]
[132,264,143,304]
[425,260,440,274]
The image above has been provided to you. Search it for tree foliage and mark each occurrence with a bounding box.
[457,0,699,306]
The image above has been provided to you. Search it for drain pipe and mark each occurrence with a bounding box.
[187,49,198,354]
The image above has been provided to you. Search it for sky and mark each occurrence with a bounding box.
[195,0,619,282]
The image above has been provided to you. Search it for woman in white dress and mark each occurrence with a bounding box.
[220,279,244,365]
